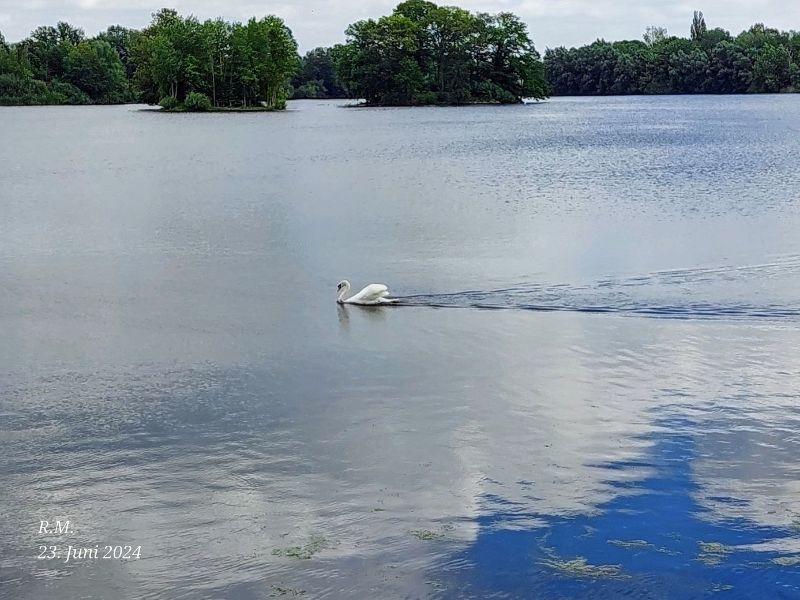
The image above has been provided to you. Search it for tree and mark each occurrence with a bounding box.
[0,31,30,78]
[97,26,139,79]
[132,9,297,109]
[707,41,753,93]
[752,44,793,92]
[697,27,731,52]
[427,5,475,103]
[336,2,546,105]
[791,62,800,90]
[547,13,799,96]
[201,19,230,106]
[19,25,68,80]
[242,16,298,109]
[473,12,547,102]
[644,26,668,46]
[64,39,129,102]
[337,15,426,105]
[292,47,347,98]
[646,37,709,93]
[690,11,707,42]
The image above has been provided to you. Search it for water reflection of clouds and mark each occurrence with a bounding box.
[4,307,800,596]
[436,424,800,598]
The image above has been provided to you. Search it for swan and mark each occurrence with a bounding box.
[337,280,397,305]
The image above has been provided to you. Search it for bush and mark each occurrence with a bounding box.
[49,81,91,104]
[183,91,212,111]
[0,74,89,105]
[158,95,179,110]
[791,63,800,92]
[0,74,42,104]
[412,91,438,105]
[292,80,326,99]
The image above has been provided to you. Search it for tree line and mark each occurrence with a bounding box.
[0,23,130,105]
[0,1,545,107]
[2,7,799,108]
[545,12,800,95]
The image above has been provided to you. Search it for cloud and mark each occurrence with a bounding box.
[0,0,798,51]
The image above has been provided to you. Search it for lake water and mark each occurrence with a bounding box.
[2,96,800,599]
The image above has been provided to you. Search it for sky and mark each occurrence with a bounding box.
[2,0,799,51]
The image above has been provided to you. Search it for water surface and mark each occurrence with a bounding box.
[2,96,800,598]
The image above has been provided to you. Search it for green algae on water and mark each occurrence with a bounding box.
[270,586,306,597]
[272,535,329,560]
[697,541,733,566]
[608,539,654,550]
[608,539,679,555]
[699,542,732,554]
[410,529,445,541]
[540,556,623,579]
[410,523,454,541]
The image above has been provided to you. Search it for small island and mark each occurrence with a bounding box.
[0,9,299,111]
[135,10,298,111]
[328,0,548,105]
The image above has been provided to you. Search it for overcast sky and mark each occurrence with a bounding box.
[2,1,799,51]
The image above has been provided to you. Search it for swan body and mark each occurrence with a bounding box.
[337,280,397,305]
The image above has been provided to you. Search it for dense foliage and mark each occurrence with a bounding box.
[0,9,298,108]
[133,9,298,109]
[183,91,212,111]
[3,7,799,106]
[291,47,347,99]
[0,23,129,104]
[331,0,547,105]
[545,13,800,95]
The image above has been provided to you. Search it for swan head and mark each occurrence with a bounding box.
[336,280,350,302]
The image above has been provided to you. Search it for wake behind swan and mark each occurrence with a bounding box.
[349,257,800,321]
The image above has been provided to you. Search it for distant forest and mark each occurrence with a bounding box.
[1,6,798,108]
[545,12,800,95]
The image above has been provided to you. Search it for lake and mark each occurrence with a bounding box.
[2,96,800,598]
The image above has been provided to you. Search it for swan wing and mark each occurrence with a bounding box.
[351,283,389,303]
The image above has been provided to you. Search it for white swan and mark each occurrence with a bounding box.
[337,280,397,305]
